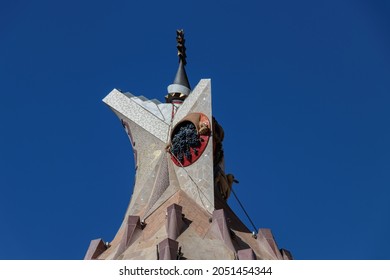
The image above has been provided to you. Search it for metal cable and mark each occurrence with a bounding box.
[231,188,257,233]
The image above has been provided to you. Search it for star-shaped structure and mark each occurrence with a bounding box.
[102,79,214,219]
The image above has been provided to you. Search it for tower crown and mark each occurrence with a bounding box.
[89,30,293,261]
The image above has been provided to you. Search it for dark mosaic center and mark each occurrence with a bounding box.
[170,121,202,164]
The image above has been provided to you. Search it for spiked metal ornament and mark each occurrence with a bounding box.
[166,29,191,103]
[176,29,187,65]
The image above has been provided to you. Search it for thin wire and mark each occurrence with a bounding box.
[167,106,257,233]
[166,103,176,143]
[231,188,257,233]
[167,106,212,213]
[169,150,213,212]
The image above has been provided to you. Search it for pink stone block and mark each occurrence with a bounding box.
[258,228,283,259]
[166,203,184,240]
[211,209,235,253]
[280,248,293,260]
[237,248,256,260]
[124,215,142,247]
[114,215,142,258]
[84,238,107,260]
[158,238,179,260]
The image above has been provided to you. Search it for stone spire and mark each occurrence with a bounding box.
[86,30,293,260]
[166,29,191,103]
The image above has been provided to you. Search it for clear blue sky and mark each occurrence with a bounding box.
[1,0,389,260]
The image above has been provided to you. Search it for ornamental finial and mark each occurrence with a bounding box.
[166,29,191,103]
[176,29,187,65]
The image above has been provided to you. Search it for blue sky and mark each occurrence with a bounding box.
[1,0,389,260]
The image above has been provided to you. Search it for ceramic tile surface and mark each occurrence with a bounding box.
[93,80,292,260]
[103,89,170,142]
[171,79,214,213]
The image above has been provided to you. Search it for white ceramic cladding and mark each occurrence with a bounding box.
[102,79,214,217]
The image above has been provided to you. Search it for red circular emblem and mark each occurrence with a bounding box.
[170,113,211,167]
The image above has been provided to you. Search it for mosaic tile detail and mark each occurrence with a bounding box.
[102,80,214,236]
[123,92,173,125]
[142,153,170,217]
[103,89,170,142]
[171,79,214,213]
[173,79,211,127]
[109,112,166,217]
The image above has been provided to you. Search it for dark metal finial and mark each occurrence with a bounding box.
[176,29,187,65]
[166,29,190,103]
